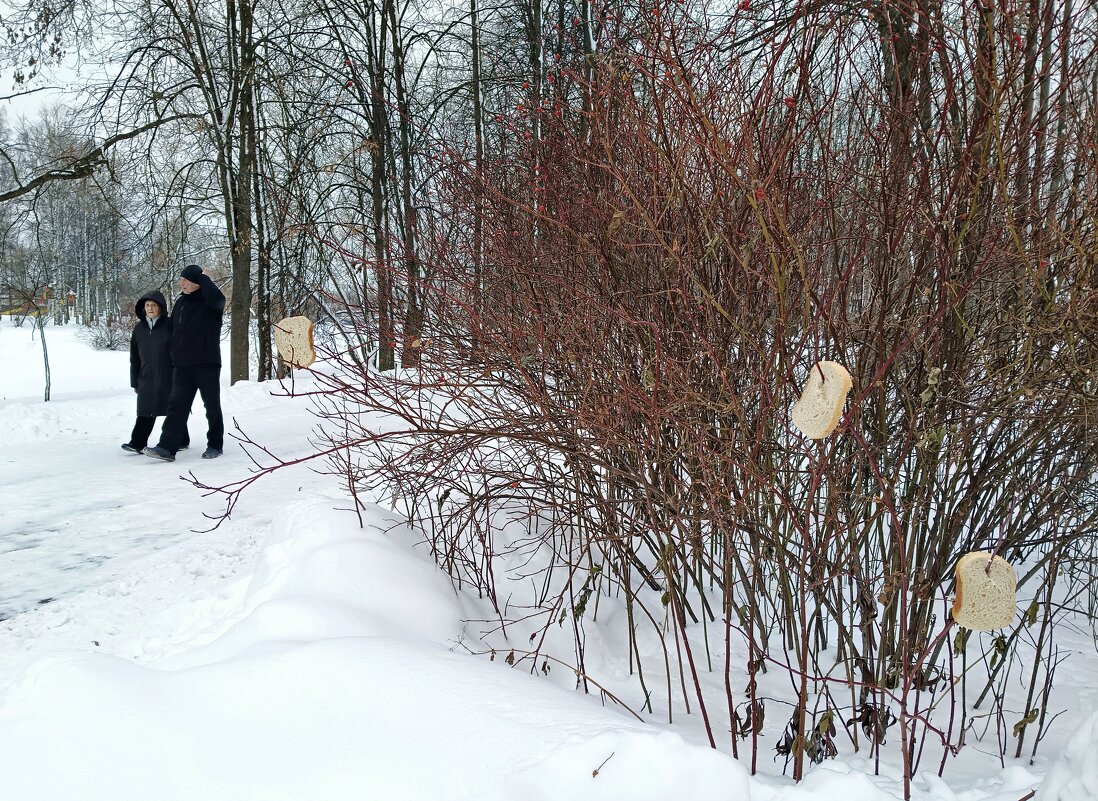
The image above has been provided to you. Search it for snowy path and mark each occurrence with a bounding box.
[0,364,322,620]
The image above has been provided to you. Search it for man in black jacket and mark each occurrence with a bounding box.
[143,264,226,462]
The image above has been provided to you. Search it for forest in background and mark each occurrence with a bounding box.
[1,0,1096,796]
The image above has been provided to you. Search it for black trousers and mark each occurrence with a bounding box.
[158,364,223,453]
[129,415,189,450]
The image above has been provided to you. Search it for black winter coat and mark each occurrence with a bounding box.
[169,274,226,367]
[130,291,173,417]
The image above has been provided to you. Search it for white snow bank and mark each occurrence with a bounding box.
[155,502,467,667]
[0,501,752,801]
[1036,711,1098,801]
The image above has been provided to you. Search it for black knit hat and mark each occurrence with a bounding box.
[180,264,203,282]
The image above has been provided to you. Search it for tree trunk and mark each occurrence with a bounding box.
[470,0,484,357]
[367,8,395,372]
[253,70,271,382]
[228,0,256,384]
[387,0,421,369]
[35,313,50,402]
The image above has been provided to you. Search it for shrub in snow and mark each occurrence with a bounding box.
[78,318,131,352]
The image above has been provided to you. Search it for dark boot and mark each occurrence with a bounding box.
[142,446,175,462]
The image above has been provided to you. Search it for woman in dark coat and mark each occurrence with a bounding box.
[122,291,189,452]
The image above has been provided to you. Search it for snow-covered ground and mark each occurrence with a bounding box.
[0,318,1093,800]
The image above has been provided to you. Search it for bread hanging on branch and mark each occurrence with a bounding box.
[273,316,316,369]
[791,360,853,439]
[951,551,1018,631]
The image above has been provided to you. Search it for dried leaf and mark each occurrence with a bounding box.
[1012,707,1040,737]
[1024,600,1039,627]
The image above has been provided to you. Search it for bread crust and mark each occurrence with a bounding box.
[951,551,1017,631]
[273,316,316,368]
[791,361,853,439]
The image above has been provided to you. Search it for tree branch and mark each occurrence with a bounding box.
[0,112,204,202]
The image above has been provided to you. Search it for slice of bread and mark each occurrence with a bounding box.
[273,316,316,368]
[791,360,853,439]
[951,551,1017,631]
